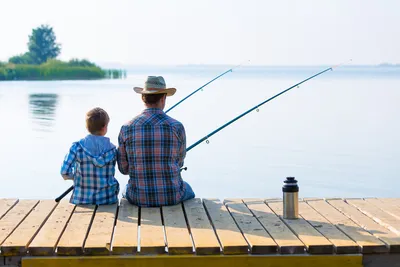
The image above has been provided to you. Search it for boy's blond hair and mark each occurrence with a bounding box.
[86,107,110,134]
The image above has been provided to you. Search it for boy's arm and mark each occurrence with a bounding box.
[117,127,130,175]
[60,144,77,180]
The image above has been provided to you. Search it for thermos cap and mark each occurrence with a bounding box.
[284,177,297,184]
[282,176,299,192]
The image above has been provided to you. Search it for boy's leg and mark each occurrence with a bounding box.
[181,181,195,201]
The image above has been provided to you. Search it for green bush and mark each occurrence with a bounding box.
[0,64,106,81]
[67,59,97,67]
[9,53,35,65]
[0,68,6,80]
[0,58,124,81]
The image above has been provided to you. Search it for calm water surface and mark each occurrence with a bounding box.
[0,66,399,199]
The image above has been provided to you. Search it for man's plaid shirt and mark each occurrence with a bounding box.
[117,108,186,207]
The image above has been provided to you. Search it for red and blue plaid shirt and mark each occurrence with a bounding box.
[117,108,186,207]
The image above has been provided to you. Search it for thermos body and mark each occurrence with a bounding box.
[283,191,299,219]
[282,177,299,219]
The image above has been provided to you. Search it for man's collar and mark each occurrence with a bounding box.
[142,108,165,114]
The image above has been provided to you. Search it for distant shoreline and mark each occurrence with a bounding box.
[97,63,400,70]
[0,62,126,81]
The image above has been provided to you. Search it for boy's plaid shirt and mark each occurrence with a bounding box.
[117,108,187,207]
[61,142,119,205]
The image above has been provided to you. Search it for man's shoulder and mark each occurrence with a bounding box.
[121,114,144,128]
[163,114,184,128]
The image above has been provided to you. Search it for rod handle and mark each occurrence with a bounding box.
[55,185,74,202]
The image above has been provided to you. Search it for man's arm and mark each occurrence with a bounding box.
[177,124,187,168]
[60,144,77,180]
[117,127,130,175]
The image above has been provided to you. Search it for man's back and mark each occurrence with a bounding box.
[117,108,186,207]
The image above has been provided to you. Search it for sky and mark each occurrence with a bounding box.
[0,0,399,66]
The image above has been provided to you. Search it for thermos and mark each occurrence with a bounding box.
[283,177,299,219]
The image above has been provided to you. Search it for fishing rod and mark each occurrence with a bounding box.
[165,62,248,113]
[55,64,247,202]
[55,63,344,202]
[55,186,72,202]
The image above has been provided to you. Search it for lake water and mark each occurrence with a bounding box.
[0,65,399,200]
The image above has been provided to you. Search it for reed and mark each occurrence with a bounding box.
[0,60,126,81]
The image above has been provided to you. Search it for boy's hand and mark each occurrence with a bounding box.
[62,174,74,180]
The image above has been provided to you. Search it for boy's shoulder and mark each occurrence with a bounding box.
[68,141,81,152]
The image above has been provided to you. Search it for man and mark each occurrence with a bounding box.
[117,76,195,207]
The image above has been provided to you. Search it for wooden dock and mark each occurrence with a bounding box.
[0,198,400,267]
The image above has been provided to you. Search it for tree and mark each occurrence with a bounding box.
[28,25,61,64]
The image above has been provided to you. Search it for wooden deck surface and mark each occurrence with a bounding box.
[0,197,400,265]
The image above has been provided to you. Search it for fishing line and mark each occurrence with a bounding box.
[186,62,351,152]
[165,60,249,113]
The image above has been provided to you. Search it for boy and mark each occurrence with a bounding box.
[60,107,119,205]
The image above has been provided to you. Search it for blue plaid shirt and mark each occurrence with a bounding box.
[117,108,186,207]
[61,135,119,205]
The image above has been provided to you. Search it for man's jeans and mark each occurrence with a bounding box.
[122,181,195,204]
[181,181,195,201]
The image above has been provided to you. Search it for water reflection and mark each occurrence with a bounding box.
[29,93,59,132]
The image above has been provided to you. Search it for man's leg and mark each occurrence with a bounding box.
[122,184,137,205]
[122,184,128,199]
[181,181,195,201]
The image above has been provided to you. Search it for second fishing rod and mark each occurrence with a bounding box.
[56,65,337,202]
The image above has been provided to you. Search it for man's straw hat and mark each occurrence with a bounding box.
[133,76,176,96]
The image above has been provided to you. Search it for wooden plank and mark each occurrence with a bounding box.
[112,199,138,255]
[346,198,400,235]
[1,200,56,256]
[0,200,39,247]
[21,254,363,267]
[183,198,220,255]
[365,198,400,219]
[298,201,359,254]
[28,201,75,256]
[224,199,277,254]
[162,204,193,255]
[314,199,387,253]
[329,199,400,252]
[56,205,96,255]
[267,201,334,254]
[139,207,165,254]
[302,198,323,202]
[203,199,248,254]
[84,204,118,255]
[243,199,305,254]
[0,199,18,220]
[379,198,400,207]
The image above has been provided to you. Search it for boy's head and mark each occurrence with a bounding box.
[86,107,110,136]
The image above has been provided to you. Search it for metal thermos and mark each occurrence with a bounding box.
[283,177,299,219]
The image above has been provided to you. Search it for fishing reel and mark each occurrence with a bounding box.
[180,167,188,172]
